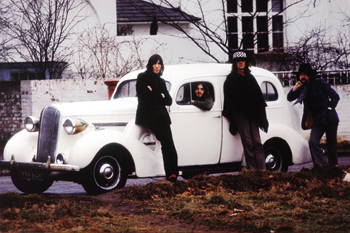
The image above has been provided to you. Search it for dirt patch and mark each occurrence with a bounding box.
[1,167,350,233]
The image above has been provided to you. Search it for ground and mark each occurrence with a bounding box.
[1,167,350,233]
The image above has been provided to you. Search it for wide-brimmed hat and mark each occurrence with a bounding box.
[232,51,247,62]
[297,63,317,77]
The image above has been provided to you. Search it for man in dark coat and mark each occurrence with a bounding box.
[223,51,269,171]
[287,63,340,168]
[135,54,178,182]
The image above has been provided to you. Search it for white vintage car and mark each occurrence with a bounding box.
[0,64,311,194]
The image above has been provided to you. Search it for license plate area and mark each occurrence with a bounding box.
[17,169,48,182]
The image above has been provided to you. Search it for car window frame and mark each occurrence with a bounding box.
[175,81,215,106]
[113,79,171,99]
[260,81,278,102]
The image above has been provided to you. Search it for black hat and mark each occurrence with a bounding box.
[297,63,317,77]
[232,51,247,62]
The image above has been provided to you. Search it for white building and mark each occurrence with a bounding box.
[79,0,350,68]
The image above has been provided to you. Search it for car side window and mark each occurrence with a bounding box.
[114,80,137,98]
[176,81,215,105]
[114,79,171,99]
[261,81,278,101]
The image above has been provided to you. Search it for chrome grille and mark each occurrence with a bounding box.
[37,106,60,162]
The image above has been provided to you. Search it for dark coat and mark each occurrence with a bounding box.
[135,71,172,128]
[287,77,339,129]
[223,71,268,133]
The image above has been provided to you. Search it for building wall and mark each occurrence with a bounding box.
[22,78,109,117]
[0,82,22,141]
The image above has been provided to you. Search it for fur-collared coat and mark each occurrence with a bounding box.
[223,71,268,134]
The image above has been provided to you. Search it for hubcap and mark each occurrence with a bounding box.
[93,156,121,190]
[99,164,114,180]
[265,154,278,170]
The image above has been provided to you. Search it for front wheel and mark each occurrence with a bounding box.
[264,144,288,172]
[11,170,53,194]
[81,154,127,195]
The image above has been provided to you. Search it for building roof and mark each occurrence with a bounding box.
[117,0,200,23]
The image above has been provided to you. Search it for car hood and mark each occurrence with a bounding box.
[50,97,137,119]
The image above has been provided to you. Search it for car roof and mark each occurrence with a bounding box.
[120,63,277,84]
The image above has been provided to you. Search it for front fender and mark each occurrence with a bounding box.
[261,123,311,165]
[3,130,38,162]
[68,128,164,177]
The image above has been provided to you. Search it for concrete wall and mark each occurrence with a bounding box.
[22,78,109,117]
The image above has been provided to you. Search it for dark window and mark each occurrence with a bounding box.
[257,34,269,52]
[227,0,237,13]
[228,34,238,50]
[272,0,283,12]
[273,33,284,51]
[117,24,134,36]
[227,16,238,32]
[11,72,37,81]
[272,15,283,31]
[257,16,268,32]
[256,0,268,12]
[257,16,268,52]
[176,82,215,105]
[272,15,283,51]
[242,0,253,12]
[261,81,278,101]
[242,33,254,50]
[242,16,253,32]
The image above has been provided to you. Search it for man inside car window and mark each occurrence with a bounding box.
[191,82,214,110]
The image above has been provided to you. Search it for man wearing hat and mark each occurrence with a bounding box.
[287,63,340,168]
[223,51,269,171]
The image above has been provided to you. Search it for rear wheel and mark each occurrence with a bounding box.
[264,144,288,172]
[11,170,53,194]
[82,154,127,195]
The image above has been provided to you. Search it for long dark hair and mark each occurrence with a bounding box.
[193,82,209,100]
[146,54,164,75]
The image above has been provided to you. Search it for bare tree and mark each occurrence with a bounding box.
[0,4,11,61]
[285,26,350,70]
[4,0,88,78]
[75,26,146,79]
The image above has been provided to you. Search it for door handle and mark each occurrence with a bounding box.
[213,115,221,118]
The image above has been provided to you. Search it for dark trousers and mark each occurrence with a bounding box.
[234,113,266,170]
[149,124,178,176]
[309,124,338,167]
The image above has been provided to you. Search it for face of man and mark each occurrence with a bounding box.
[194,84,205,98]
[235,60,246,70]
[299,73,310,84]
[152,60,162,74]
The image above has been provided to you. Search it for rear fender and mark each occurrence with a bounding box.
[261,123,311,165]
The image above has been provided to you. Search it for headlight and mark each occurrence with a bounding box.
[24,116,40,132]
[63,118,88,135]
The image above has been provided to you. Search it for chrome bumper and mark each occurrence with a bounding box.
[0,156,80,172]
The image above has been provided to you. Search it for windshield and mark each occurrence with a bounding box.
[113,79,171,99]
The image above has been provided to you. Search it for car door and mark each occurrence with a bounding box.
[170,79,222,166]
